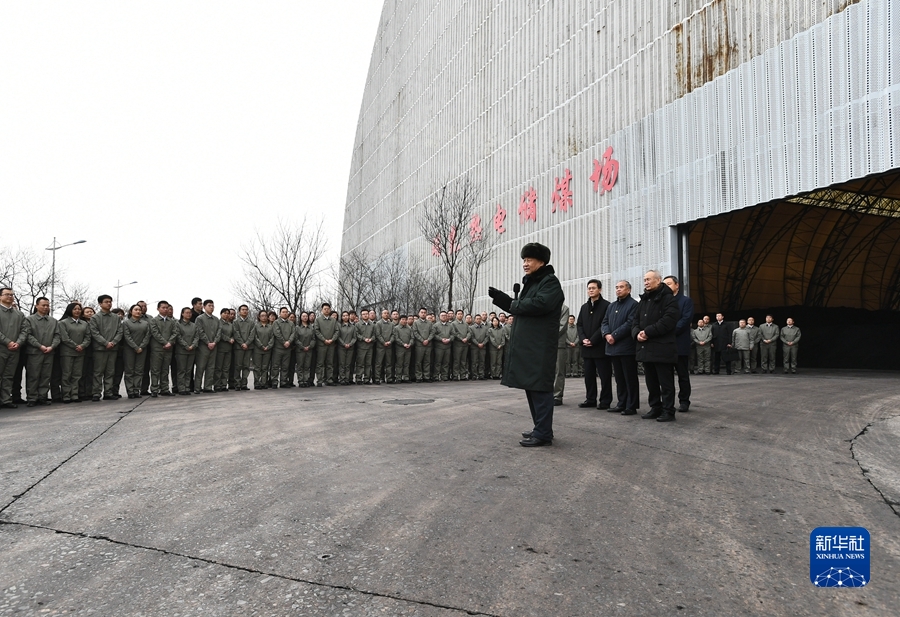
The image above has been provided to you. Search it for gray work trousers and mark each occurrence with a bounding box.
[26,352,54,402]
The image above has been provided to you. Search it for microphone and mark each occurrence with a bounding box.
[513,283,520,300]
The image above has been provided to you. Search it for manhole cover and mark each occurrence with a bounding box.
[383,399,435,406]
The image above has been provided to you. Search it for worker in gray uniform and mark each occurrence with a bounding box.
[175,307,200,395]
[691,319,712,374]
[432,310,455,381]
[272,307,295,388]
[294,312,316,387]
[194,300,221,393]
[122,304,151,399]
[314,302,339,386]
[90,294,123,401]
[0,288,27,409]
[253,310,274,388]
[487,316,506,379]
[215,308,235,391]
[731,319,752,374]
[337,311,357,385]
[451,309,470,380]
[565,315,579,377]
[412,307,434,382]
[24,297,60,406]
[355,309,376,384]
[469,314,489,379]
[232,305,255,390]
[758,315,780,374]
[374,309,395,384]
[780,318,801,373]
[149,301,177,396]
[57,302,91,403]
[392,315,413,382]
[553,304,571,405]
[746,316,761,373]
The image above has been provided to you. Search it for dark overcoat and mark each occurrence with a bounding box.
[673,293,695,356]
[576,296,610,358]
[630,283,679,364]
[501,264,565,392]
[600,295,638,356]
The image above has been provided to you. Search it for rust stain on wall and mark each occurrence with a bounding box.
[674,0,740,98]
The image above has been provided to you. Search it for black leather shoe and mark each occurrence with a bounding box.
[519,437,552,447]
[1,402,18,409]
[26,401,37,407]
[621,409,637,415]
[522,431,533,438]
[597,404,610,410]
[577,400,596,408]
[656,412,676,422]
[150,392,158,398]
[92,396,101,402]
[677,405,690,412]
[553,398,563,406]
[610,407,626,413]
[641,408,663,419]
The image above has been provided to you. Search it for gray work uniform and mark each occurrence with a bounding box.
[355,320,376,383]
[488,326,506,379]
[731,327,752,373]
[232,316,255,389]
[314,315,339,385]
[758,322,780,372]
[253,322,274,388]
[24,313,60,403]
[553,304,571,400]
[391,325,413,381]
[90,310,123,398]
[149,315,178,394]
[374,319,395,382]
[294,324,316,385]
[412,318,434,381]
[566,324,580,376]
[216,320,235,390]
[450,319,471,379]
[337,322,357,383]
[432,321,454,380]
[747,324,761,372]
[0,304,27,406]
[691,325,713,374]
[780,325,801,372]
[58,317,91,402]
[272,318,295,387]
[122,317,151,396]
[469,323,489,379]
[174,319,199,393]
[194,313,221,391]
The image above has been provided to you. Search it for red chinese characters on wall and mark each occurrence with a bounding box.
[469,213,483,241]
[518,187,537,224]
[551,169,573,213]
[590,146,619,194]
[493,204,507,234]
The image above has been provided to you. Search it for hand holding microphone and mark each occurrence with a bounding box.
[488,285,513,311]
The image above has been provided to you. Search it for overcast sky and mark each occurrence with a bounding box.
[0,1,383,314]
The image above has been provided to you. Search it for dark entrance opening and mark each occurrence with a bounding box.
[687,169,900,369]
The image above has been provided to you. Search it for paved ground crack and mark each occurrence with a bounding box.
[0,399,147,517]
[0,520,502,617]
[849,421,900,519]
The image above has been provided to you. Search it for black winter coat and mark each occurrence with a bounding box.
[501,264,565,392]
[576,296,610,358]
[710,320,736,350]
[631,283,679,364]
[673,294,695,356]
[600,295,638,356]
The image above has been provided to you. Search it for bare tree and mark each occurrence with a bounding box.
[418,176,481,309]
[58,279,97,311]
[233,217,328,315]
[335,248,376,311]
[0,246,53,314]
[457,221,499,313]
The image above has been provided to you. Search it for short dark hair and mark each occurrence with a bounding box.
[419,307,427,312]
[192,297,202,305]
[203,299,214,307]
[239,304,249,311]
[157,300,169,309]
[220,308,229,315]
[98,294,112,304]
[663,275,679,285]
[112,308,125,316]
[321,302,331,309]
[35,296,50,305]
[0,287,12,295]
[587,279,602,289]
[280,306,289,313]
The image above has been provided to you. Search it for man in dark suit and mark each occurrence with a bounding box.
[576,279,612,409]
[663,275,694,411]
[711,313,736,375]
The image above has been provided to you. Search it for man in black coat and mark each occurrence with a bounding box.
[576,279,613,410]
[663,275,694,412]
[489,242,565,447]
[710,312,736,375]
[631,270,680,422]
[601,280,640,415]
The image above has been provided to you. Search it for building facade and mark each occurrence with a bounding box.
[342,1,900,330]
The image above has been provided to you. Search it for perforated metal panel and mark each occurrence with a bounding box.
[342,0,897,311]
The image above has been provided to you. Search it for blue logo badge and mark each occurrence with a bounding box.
[810,527,870,587]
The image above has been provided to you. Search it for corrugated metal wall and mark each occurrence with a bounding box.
[341,0,897,311]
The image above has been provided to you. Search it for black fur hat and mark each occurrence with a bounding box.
[520,242,551,264]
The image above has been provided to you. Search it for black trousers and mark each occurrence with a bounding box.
[525,390,554,442]
[675,355,691,407]
[609,354,640,410]
[713,351,732,374]
[582,355,612,406]
[642,361,676,414]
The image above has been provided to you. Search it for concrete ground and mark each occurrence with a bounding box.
[1,369,898,616]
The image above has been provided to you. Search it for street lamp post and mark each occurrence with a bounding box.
[45,237,87,315]
[114,280,138,307]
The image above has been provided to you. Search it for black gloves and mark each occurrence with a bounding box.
[488,286,512,311]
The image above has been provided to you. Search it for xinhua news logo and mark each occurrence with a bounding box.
[810,527,870,587]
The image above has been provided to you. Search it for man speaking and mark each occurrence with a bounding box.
[488,242,564,447]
